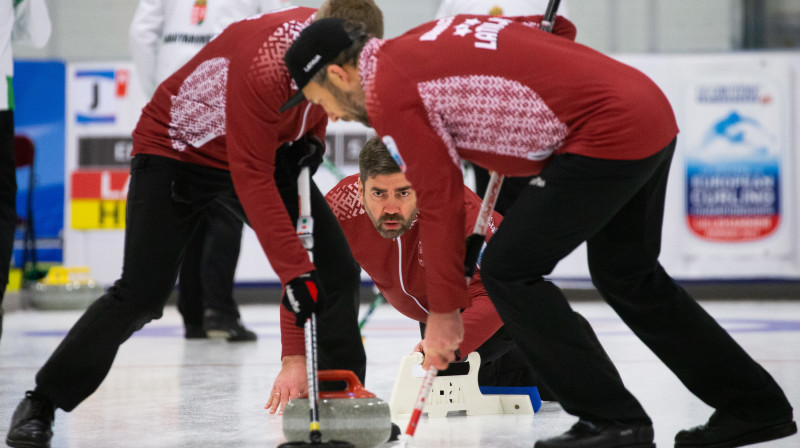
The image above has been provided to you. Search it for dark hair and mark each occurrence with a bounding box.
[316,0,384,39]
[310,20,370,86]
[359,136,401,184]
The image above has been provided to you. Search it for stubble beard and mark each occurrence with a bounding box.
[331,84,370,127]
[364,203,418,239]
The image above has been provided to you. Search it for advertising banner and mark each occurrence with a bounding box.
[12,60,66,264]
[62,55,800,286]
[684,71,789,249]
[63,62,146,283]
[70,170,130,229]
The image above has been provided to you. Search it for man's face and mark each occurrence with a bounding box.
[359,172,418,239]
[302,79,369,126]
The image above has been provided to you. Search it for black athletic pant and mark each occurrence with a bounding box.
[481,139,792,424]
[472,163,532,216]
[0,110,16,305]
[177,200,244,325]
[35,152,365,411]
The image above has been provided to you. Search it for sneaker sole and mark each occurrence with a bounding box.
[206,330,231,339]
[675,420,797,448]
[6,436,50,448]
[206,329,257,342]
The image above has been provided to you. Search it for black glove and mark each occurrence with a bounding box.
[293,134,325,175]
[282,270,327,327]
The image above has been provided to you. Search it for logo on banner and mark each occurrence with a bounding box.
[192,0,207,25]
[74,69,129,124]
[685,79,783,242]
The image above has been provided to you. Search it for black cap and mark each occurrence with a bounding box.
[280,18,355,112]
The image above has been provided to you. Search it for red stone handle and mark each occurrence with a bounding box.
[316,370,376,399]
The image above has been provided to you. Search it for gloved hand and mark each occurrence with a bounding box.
[294,134,325,175]
[282,270,327,327]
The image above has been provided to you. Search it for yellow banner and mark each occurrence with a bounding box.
[71,199,127,229]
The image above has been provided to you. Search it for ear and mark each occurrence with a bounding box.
[328,64,350,90]
[357,177,364,199]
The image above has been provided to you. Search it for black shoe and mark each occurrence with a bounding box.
[389,422,401,442]
[203,310,257,342]
[534,419,654,448]
[675,410,797,448]
[6,391,55,448]
[184,323,207,339]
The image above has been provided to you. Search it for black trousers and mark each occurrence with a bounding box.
[177,200,244,324]
[0,110,16,303]
[481,139,792,424]
[35,152,365,411]
[472,163,532,216]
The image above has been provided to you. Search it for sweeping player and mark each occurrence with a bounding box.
[434,0,571,217]
[127,0,294,341]
[5,3,384,447]
[280,14,796,448]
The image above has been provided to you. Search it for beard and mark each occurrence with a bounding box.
[329,83,370,127]
[365,208,418,239]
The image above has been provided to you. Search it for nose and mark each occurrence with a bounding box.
[383,197,401,214]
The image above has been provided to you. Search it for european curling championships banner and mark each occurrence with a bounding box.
[684,73,787,245]
[675,56,795,279]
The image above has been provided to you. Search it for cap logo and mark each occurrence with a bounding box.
[304,54,322,73]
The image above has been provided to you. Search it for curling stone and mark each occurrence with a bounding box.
[30,266,102,310]
[283,370,392,448]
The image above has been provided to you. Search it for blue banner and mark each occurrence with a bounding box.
[13,60,66,264]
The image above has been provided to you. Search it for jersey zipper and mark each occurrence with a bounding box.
[396,235,428,314]
[293,102,313,141]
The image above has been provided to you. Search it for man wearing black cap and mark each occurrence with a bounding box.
[5,3,384,447]
[280,15,796,448]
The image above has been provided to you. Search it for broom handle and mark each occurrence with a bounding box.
[403,366,438,438]
[298,166,322,444]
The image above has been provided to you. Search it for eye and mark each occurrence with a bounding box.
[398,191,410,198]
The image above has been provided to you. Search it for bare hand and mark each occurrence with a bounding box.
[265,355,307,415]
[421,311,463,370]
[412,339,425,354]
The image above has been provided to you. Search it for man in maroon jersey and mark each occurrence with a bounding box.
[5,3,384,448]
[280,15,796,448]
[268,135,560,414]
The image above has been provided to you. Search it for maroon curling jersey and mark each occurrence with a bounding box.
[359,15,679,312]
[132,7,326,287]
[131,7,328,356]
